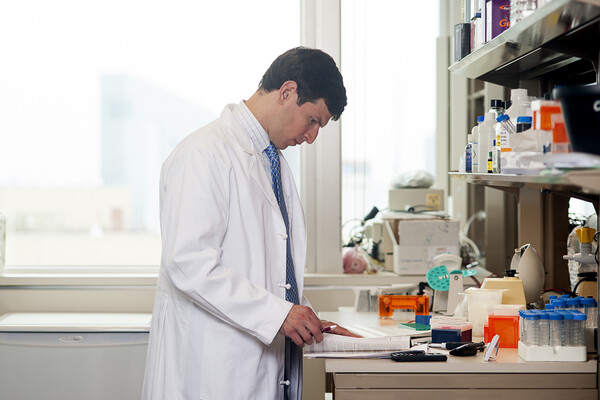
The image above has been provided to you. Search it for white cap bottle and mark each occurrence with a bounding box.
[477,112,496,173]
[471,116,483,173]
[506,88,531,122]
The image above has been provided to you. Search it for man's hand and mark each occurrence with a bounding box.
[320,320,362,338]
[279,305,323,347]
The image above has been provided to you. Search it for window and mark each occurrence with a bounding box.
[340,0,439,241]
[0,1,300,267]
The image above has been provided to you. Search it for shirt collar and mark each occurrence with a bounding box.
[232,100,271,154]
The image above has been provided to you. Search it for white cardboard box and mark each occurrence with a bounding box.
[393,219,460,275]
[388,188,444,212]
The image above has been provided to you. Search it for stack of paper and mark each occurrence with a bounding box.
[304,334,411,359]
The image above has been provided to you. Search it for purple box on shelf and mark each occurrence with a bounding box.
[485,0,510,41]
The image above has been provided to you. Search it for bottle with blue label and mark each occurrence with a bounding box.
[465,134,473,173]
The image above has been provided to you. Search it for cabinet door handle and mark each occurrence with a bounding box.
[58,335,84,343]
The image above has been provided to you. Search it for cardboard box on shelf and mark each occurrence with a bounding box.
[388,188,444,212]
[382,215,460,275]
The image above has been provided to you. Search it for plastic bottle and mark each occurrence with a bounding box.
[477,112,496,173]
[505,88,531,122]
[552,299,566,310]
[572,312,587,347]
[549,312,563,347]
[538,312,550,346]
[471,116,483,172]
[558,311,573,346]
[465,135,473,173]
[470,12,483,52]
[487,151,493,174]
[491,139,499,173]
[488,100,504,173]
[523,313,540,346]
[516,116,532,133]
[495,114,516,172]
[566,298,580,310]
[497,114,516,140]
[581,298,597,328]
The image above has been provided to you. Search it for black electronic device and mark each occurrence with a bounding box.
[391,352,447,362]
[448,341,485,357]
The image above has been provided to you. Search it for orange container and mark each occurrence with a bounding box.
[378,295,429,319]
[488,315,519,348]
[533,100,561,130]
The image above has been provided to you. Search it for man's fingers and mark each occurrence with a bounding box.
[280,305,324,346]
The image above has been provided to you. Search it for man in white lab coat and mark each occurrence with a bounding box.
[142,47,357,400]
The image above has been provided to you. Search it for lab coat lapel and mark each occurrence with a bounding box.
[221,105,281,214]
[248,151,281,213]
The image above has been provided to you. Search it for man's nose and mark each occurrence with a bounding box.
[304,126,319,144]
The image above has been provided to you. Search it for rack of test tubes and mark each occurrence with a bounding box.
[518,295,597,362]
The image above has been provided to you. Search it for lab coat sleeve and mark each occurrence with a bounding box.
[160,146,292,346]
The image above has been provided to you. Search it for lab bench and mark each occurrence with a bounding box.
[318,311,598,400]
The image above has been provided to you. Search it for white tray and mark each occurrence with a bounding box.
[518,341,587,362]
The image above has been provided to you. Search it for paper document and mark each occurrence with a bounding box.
[303,334,410,359]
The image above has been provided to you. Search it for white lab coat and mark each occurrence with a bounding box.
[142,104,309,400]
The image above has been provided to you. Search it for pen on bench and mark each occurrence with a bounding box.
[321,325,337,333]
[429,342,470,350]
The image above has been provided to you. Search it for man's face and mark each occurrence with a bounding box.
[269,91,332,150]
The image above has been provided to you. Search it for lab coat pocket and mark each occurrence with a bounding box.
[194,322,266,399]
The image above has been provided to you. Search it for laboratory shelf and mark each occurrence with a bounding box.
[449,170,600,196]
[449,0,600,88]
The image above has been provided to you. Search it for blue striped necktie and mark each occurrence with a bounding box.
[264,142,300,305]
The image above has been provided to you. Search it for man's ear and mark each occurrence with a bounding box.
[278,81,297,104]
